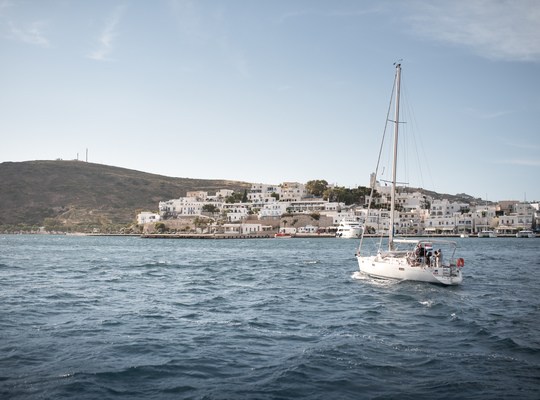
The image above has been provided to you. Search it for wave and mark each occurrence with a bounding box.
[3,236,539,400]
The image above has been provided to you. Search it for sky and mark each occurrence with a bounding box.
[1,0,539,202]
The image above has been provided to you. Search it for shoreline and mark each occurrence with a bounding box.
[138,233,537,239]
[1,232,537,239]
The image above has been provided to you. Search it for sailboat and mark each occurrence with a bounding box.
[355,63,464,285]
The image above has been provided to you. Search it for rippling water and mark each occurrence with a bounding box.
[1,235,539,399]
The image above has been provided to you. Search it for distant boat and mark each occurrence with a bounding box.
[516,230,536,238]
[336,218,362,238]
[274,232,292,238]
[355,63,463,286]
[478,230,497,238]
[460,233,470,238]
[275,223,294,238]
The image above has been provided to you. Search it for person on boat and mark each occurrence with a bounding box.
[415,244,425,263]
[426,250,432,266]
[434,249,442,267]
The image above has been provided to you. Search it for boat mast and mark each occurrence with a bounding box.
[389,63,401,250]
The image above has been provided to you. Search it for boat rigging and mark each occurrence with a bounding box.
[355,63,464,286]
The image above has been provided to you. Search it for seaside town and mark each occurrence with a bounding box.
[137,175,539,238]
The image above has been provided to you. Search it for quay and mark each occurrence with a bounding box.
[141,232,335,239]
[141,233,273,239]
[140,233,537,239]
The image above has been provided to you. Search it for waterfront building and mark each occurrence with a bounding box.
[471,205,498,233]
[159,198,208,217]
[496,202,535,234]
[222,203,249,222]
[137,212,161,225]
[222,223,266,234]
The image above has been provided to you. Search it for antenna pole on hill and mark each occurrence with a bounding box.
[86,148,88,163]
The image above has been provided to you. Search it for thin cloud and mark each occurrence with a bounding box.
[217,34,251,78]
[169,0,251,78]
[498,159,540,167]
[276,84,292,92]
[168,0,205,41]
[87,5,126,61]
[7,20,50,47]
[0,0,13,15]
[276,6,384,24]
[501,141,540,151]
[406,0,540,62]
[464,107,515,120]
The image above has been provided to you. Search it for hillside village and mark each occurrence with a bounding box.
[137,177,539,237]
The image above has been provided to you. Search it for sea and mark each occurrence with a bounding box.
[0,235,539,400]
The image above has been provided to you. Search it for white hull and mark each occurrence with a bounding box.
[477,231,497,238]
[336,218,362,239]
[336,230,361,239]
[516,230,536,238]
[357,254,463,285]
[336,227,362,239]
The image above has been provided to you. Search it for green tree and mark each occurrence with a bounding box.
[155,222,168,233]
[306,180,328,197]
[324,185,373,205]
[225,192,244,203]
[202,204,219,213]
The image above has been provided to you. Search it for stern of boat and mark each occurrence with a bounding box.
[431,264,463,285]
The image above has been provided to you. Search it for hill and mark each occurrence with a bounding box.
[400,186,487,206]
[0,160,250,232]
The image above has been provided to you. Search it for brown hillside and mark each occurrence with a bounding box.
[0,160,250,231]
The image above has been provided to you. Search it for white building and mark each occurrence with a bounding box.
[159,198,206,216]
[454,214,474,234]
[429,199,469,217]
[212,189,234,200]
[137,212,161,225]
[471,205,498,232]
[363,209,392,234]
[297,225,318,233]
[496,202,535,233]
[186,191,208,201]
[259,202,289,218]
[222,203,249,222]
[287,200,332,213]
[248,183,280,204]
[222,223,265,234]
[280,182,306,202]
[396,191,429,211]
[323,211,356,225]
[424,214,458,234]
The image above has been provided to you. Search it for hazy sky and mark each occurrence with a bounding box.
[1,0,539,201]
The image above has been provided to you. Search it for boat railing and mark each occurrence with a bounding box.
[380,250,409,258]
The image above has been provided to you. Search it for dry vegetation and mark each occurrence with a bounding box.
[0,160,249,232]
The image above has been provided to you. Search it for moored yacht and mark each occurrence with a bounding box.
[336,218,363,238]
[477,230,497,238]
[516,230,536,238]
